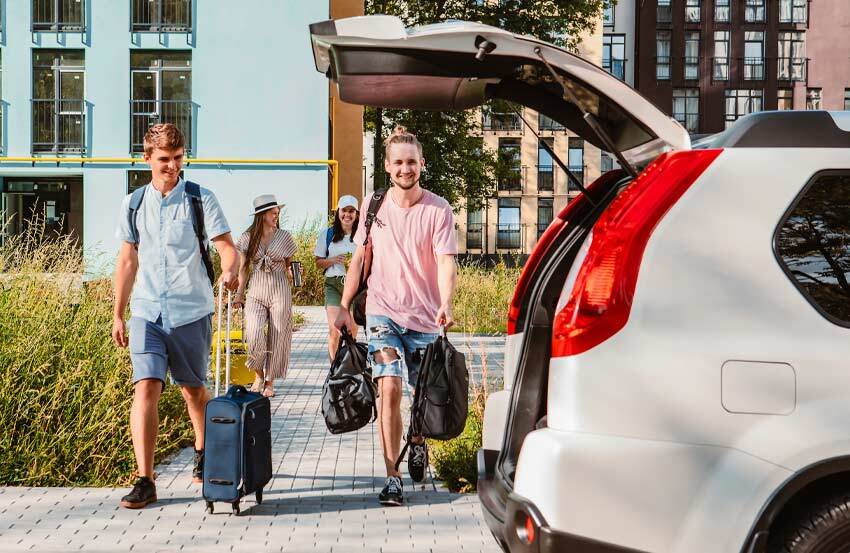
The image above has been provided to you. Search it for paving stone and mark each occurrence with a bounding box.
[0,307,502,552]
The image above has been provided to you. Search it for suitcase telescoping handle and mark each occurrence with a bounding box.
[214,281,233,398]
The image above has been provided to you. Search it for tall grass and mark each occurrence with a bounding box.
[454,259,520,334]
[0,218,193,486]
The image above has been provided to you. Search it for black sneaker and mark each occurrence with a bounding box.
[378,476,404,506]
[408,441,428,483]
[192,449,204,483]
[120,476,157,509]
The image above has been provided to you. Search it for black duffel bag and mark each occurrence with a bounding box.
[395,329,469,470]
[321,328,377,434]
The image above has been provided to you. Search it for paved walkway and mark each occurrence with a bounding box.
[0,307,504,553]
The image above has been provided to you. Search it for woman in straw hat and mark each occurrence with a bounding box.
[233,194,297,397]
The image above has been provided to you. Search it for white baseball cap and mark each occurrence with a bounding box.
[337,195,359,211]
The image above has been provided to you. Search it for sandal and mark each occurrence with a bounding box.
[249,376,263,393]
[262,381,275,398]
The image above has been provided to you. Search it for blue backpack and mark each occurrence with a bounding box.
[325,227,334,252]
[127,181,216,287]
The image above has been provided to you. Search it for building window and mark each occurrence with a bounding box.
[779,0,807,24]
[775,172,850,325]
[657,0,672,24]
[537,198,553,240]
[725,89,763,128]
[778,32,806,81]
[131,51,192,154]
[132,0,192,32]
[745,0,765,23]
[656,31,671,80]
[466,206,484,250]
[845,89,850,111]
[568,138,584,192]
[684,32,700,80]
[497,198,521,250]
[778,88,793,110]
[483,99,522,131]
[744,31,765,80]
[32,0,85,32]
[538,113,564,131]
[603,34,626,81]
[685,0,700,23]
[715,0,730,22]
[806,88,822,110]
[601,152,614,173]
[537,139,554,192]
[603,0,614,27]
[32,50,85,154]
[713,31,730,81]
[498,138,522,192]
[673,89,699,133]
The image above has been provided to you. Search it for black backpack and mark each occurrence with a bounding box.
[127,181,216,287]
[321,328,377,434]
[395,332,469,470]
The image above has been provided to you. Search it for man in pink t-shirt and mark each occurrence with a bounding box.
[335,126,457,506]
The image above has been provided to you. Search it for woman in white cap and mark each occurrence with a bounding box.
[233,194,298,397]
[314,194,360,360]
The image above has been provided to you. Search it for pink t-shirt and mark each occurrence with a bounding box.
[353,188,458,333]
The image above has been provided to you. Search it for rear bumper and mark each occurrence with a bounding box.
[504,492,647,553]
[477,448,508,549]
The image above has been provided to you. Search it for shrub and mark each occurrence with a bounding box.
[0,221,193,486]
[453,259,520,334]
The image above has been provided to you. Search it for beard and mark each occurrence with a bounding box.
[390,175,420,190]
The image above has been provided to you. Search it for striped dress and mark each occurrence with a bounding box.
[236,229,298,381]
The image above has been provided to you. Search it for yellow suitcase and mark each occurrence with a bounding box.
[211,329,255,386]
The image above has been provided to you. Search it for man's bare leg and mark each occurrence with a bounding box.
[374,348,403,477]
[130,379,162,478]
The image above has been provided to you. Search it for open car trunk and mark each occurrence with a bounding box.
[309,15,693,547]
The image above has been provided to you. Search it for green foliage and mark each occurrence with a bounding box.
[289,221,331,307]
[453,258,520,334]
[364,0,608,209]
[0,224,193,486]
[428,391,485,493]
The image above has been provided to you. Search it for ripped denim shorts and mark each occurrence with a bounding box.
[365,315,438,387]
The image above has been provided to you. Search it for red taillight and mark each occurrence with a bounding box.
[516,512,537,545]
[506,170,625,335]
[551,150,722,357]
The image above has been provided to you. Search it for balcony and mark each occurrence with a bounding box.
[567,168,584,193]
[712,57,730,81]
[466,223,483,250]
[32,99,85,154]
[656,56,671,80]
[483,113,522,132]
[131,100,193,154]
[657,4,672,24]
[537,222,551,240]
[537,165,554,192]
[777,57,808,82]
[132,0,192,32]
[603,58,627,81]
[683,57,700,80]
[499,167,523,192]
[32,0,85,32]
[538,114,565,132]
[496,224,522,250]
[743,57,765,81]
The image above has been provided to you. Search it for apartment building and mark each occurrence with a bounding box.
[0,0,361,271]
[634,0,850,134]
[457,21,605,258]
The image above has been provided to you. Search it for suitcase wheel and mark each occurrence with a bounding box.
[205,501,214,514]
[232,502,240,515]
[256,489,263,505]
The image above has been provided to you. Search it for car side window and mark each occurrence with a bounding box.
[775,171,850,326]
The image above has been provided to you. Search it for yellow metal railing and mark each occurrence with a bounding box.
[0,157,340,207]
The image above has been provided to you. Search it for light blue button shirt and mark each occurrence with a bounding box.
[115,179,231,329]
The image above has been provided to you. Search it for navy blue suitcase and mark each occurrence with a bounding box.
[202,385,272,515]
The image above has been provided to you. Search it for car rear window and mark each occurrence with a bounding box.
[775,171,850,326]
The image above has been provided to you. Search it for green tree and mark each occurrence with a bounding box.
[364,0,608,209]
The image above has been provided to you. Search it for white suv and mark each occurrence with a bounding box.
[310,15,850,553]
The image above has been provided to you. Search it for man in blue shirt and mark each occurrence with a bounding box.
[112,123,239,509]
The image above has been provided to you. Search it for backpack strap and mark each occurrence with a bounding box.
[127,185,147,247]
[185,181,216,288]
[325,227,334,251]
[362,188,388,247]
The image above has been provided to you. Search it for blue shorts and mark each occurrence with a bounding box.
[365,315,438,387]
[128,315,212,388]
